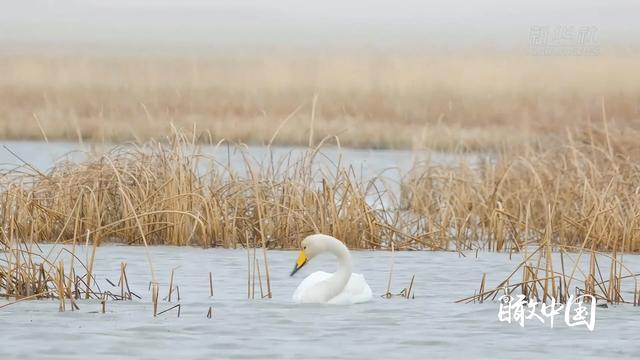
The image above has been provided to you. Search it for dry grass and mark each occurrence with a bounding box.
[1,234,109,305]
[401,124,640,253]
[4,51,640,309]
[1,51,639,150]
[0,131,425,250]
[459,242,640,306]
[2,125,640,307]
[400,119,640,304]
[2,122,640,254]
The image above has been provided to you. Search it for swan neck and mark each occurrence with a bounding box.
[325,237,352,299]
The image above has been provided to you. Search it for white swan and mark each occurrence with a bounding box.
[290,234,372,304]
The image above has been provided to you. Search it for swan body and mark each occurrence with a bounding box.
[290,234,372,304]
[292,271,372,305]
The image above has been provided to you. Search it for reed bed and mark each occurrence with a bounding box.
[2,52,640,151]
[0,132,421,250]
[2,124,640,253]
[458,242,640,306]
[401,124,640,253]
[0,236,107,305]
[2,125,640,308]
[0,235,189,317]
[399,123,640,305]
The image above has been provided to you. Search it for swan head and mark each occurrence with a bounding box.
[290,234,336,276]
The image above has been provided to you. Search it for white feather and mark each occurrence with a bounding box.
[292,271,373,304]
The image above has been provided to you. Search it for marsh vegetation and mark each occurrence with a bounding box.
[2,119,640,308]
[2,52,639,150]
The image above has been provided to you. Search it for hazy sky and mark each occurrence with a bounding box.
[1,0,638,51]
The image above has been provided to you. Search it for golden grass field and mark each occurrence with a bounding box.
[2,127,640,305]
[2,125,638,251]
[2,51,640,305]
[1,51,639,150]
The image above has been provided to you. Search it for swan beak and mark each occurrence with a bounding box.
[290,250,308,276]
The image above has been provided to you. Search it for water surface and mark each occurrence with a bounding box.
[1,246,638,359]
[0,141,477,177]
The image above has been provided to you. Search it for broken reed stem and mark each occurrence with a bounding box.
[157,304,181,317]
[384,242,395,298]
[168,268,175,302]
[406,274,415,299]
[122,264,132,300]
[85,231,97,299]
[0,291,54,309]
[152,283,159,317]
[255,257,264,299]
[246,231,251,300]
[243,232,270,300]
[252,175,272,299]
[261,241,272,299]
[68,243,77,307]
[119,262,126,299]
[209,271,213,297]
[251,245,257,300]
[57,261,65,312]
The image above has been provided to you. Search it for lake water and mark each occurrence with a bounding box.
[1,143,637,358]
[0,141,483,210]
[2,245,639,359]
[0,141,481,180]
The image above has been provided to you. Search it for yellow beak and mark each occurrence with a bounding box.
[290,250,308,276]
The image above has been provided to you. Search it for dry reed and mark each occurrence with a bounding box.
[2,122,640,254]
[2,119,640,308]
[1,52,639,151]
[401,123,640,253]
[0,131,422,250]
[458,242,640,306]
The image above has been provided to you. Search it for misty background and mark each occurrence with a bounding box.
[1,0,638,52]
